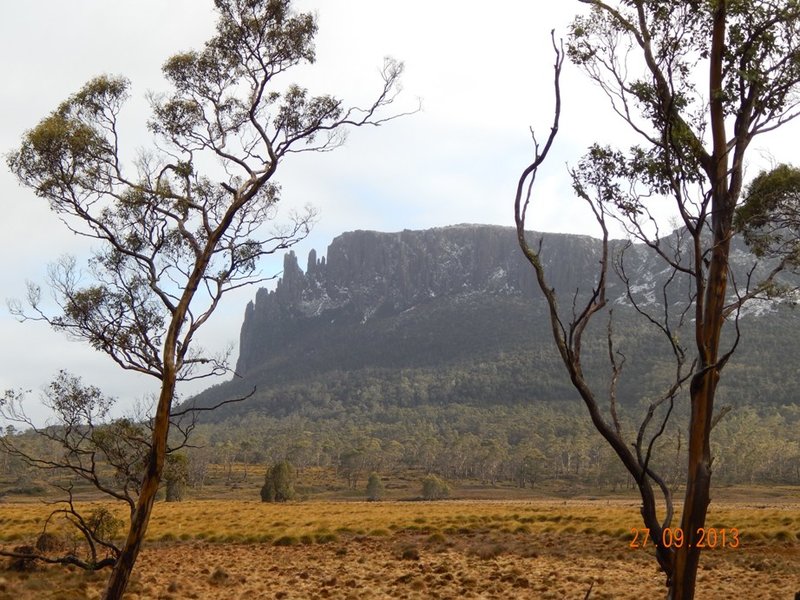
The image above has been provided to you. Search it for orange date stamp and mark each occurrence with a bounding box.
[629,527,740,549]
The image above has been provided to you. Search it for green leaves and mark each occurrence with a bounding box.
[9,114,109,200]
[574,145,628,205]
[567,0,800,172]
[7,75,129,208]
[573,143,676,216]
[260,460,296,502]
[63,286,107,324]
[735,164,800,263]
[162,50,230,94]
[212,0,317,68]
[153,0,318,150]
[67,75,130,118]
[149,97,205,141]
[47,370,112,424]
[722,1,800,118]
[274,86,342,144]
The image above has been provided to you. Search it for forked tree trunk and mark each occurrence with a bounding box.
[670,4,732,596]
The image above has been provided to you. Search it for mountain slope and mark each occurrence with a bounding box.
[189,224,800,420]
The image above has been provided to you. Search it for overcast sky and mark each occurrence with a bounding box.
[2,2,798,424]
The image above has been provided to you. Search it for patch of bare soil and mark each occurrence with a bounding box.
[2,531,799,599]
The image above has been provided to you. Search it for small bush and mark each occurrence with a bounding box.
[514,525,531,534]
[35,532,66,553]
[7,545,38,572]
[427,532,447,544]
[86,507,123,542]
[261,461,296,502]
[335,526,355,534]
[366,472,385,501]
[773,529,794,542]
[469,543,506,560]
[369,528,390,537]
[421,475,450,500]
[165,453,188,502]
[6,484,46,496]
[273,535,299,547]
[209,566,230,585]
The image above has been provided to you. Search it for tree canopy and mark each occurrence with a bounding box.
[516,1,800,598]
[4,1,409,597]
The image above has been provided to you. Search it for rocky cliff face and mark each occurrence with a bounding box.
[183,223,800,420]
[236,225,608,375]
[235,223,794,378]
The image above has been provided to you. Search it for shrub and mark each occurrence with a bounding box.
[35,531,67,553]
[260,461,296,502]
[209,566,230,584]
[273,535,299,547]
[369,528,390,537]
[7,545,37,571]
[421,475,450,500]
[164,452,188,502]
[366,472,385,501]
[87,507,123,541]
[469,543,506,560]
[427,532,447,544]
[400,545,420,560]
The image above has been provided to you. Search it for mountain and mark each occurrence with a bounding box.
[237,225,593,376]
[189,224,800,421]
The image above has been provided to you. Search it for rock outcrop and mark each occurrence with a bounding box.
[236,225,606,375]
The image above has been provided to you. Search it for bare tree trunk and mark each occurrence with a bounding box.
[670,4,732,595]
[102,377,175,600]
[671,237,732,598]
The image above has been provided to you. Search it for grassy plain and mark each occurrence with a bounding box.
[1,495,799,599]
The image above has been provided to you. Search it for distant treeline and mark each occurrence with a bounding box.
[3,400,798,498]
[180,400,800,491]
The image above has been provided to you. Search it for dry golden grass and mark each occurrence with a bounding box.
[2,497,799,543]
[1,498,799,598]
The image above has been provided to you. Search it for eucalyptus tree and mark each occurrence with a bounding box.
[735,163,800,264]
[5,0,409,597]
[514,2,800,598]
